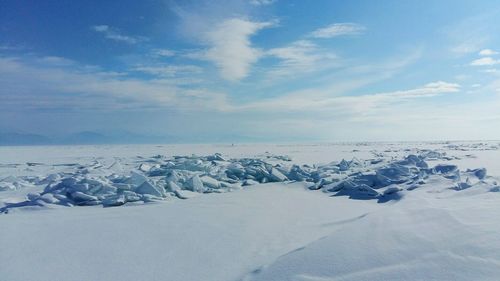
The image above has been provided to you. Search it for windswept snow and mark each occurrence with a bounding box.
[1,141,500,281]
[245,193,500,281]
[1,183,379,281]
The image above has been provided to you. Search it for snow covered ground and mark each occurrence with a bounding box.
[1,141,500,281]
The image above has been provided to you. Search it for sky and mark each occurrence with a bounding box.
[1,0,500,142]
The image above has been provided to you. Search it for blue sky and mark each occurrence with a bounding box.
[1,0,500,142]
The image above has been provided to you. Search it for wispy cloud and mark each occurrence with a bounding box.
[0,44,27,51]
[170,1,279,81]
[36,56,75,66]
[92,25,146,44]
[451,41,487,55]
[479,49,499,56]
[150,49,176,57]
[374,81,461,98]
[266,40,337,77]
[445,13,497,56]
[249,0,276,6]
[482,68,499,74]
[196,18,274,81]
[132,64,203,78]
[470,57,500,66]
[0,55,228,111]
[310,23,365,39]
[234,81,460,113]
[0,49,425,115]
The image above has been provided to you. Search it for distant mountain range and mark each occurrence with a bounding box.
[0,131,180,145]
[0,132,53,145]
[0,131,294,145]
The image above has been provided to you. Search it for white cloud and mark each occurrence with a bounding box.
[444,14,500,63]
[266,40,337,76]
[151,49,175,57]
[133,65,203,77]
[0,55,229,111]
[0,44,26,51]
[37,56,75,66]
[340,81,461,111]
[445,14,493,56]
[249,0,276,6]
[310,23,365,39]
[452,41,486,55]
[93,25,109,32]
[5,51,489,140]
[199,18,273,81]
[479,49,499,56]
[0,49,426,115]
[92,25,145,44]
[380,81,460,98]
[470,57,500,66]
[234,81,460,113]
[482,68,499,74]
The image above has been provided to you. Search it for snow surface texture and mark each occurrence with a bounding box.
[1,141,500,281]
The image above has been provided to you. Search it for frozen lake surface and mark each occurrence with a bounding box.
[1,141,500,281]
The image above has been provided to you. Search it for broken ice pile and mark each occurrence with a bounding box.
[314,153,496,200]
[1,150,497,212]
[1,153,296,211]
